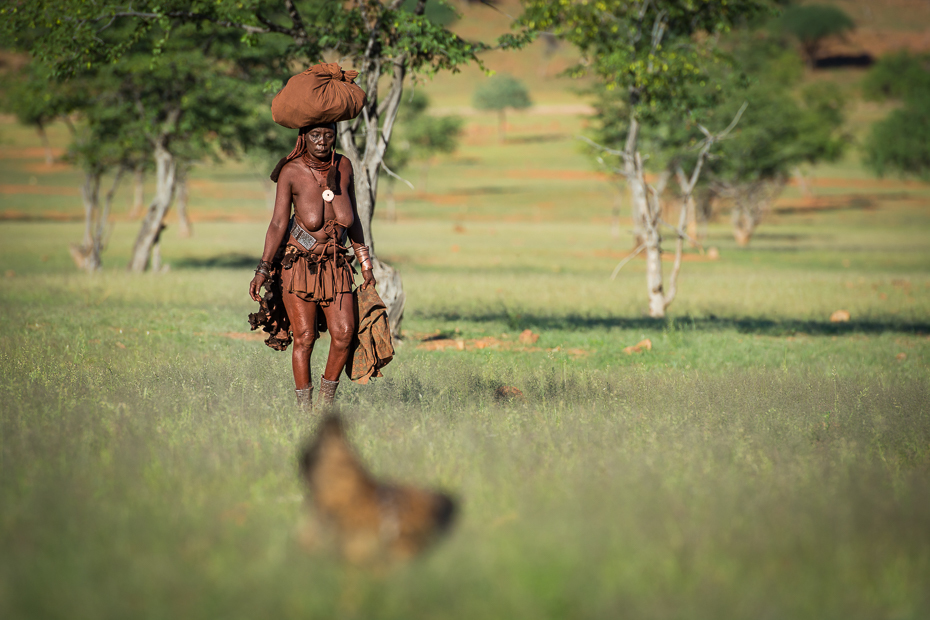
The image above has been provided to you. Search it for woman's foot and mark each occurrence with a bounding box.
[296,386,313,414]
[319,376,339,408]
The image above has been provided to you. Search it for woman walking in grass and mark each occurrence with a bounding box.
[248,121,376,412]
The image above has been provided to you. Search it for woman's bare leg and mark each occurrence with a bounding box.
[281,276,319,390]
[319,293,357,381]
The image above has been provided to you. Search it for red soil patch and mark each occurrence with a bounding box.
[218,332,266,342]
[0,184,79,196]
[21,162,74,174]
[506,169,609,182]
[822,27,930,57]
[0,147,66,160]
[415,333,590,357]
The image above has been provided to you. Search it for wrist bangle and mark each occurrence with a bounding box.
[255,259,272,277]
[354,245,373,271]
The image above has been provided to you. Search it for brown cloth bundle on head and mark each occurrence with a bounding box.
[271,63,365,129]
[268,63,365,184]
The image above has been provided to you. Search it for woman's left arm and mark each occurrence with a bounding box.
[343,157,377,290]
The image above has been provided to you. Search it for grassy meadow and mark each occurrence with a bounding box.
[2,5,930,616]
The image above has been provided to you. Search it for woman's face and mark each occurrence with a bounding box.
[306,126,336,160]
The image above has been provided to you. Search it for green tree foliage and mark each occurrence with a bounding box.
[0,62,82,164]
[472,74,532,142]
[517,0,767,317]
[1,0,496,330]
[778,4,855,68]
[386,91,463,174]
[518,0,767,121]
[865,100,930,179]
[381,91,462,217]
[862,52,930,179]
[1,15,284,271]
[400,0,459,26]
[64,74,144,271]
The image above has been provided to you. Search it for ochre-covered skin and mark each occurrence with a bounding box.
[298,416,456,564]
[249,125,376,388]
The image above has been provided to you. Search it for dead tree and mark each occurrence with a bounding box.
[175,163,192,238]
[70,166,125,272]
[718,177,786,246]
[591,103,747,317]
[128,108,180,272]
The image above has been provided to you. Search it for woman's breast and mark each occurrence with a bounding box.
[292,193,324,232]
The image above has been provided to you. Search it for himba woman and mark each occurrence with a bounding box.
[249,121,375,412]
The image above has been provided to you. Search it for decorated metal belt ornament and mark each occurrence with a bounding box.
[289,216,318,251]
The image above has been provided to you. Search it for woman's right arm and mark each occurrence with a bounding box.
[249,172,292,301]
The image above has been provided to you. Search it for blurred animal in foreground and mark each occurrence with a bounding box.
[298,415,457,564]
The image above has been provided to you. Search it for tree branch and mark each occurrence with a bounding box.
[381,161,414,190]
[609,243,646,280]
[283,0,309,46]
[110,11,270,35]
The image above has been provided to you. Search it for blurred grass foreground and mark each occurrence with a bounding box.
[2,2,930,619]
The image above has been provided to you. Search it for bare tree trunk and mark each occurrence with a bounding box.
[70,171,101,270]
[339,53,409,337]
[610,106,745,318]
[71,167,124,272]
[128,141,176,272]
[793,165,812,199]
[728,179,785,247]
[129,163,145,218]
[36,122,53,166]
[623,117,648,248]
[175,164,192,238]
[92,167,124,270]
[640,163,670,318]
[60,114,76,137]
[685,194,698,246]
[695,186,716,243]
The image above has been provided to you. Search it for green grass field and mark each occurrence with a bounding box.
[2,8,930,614]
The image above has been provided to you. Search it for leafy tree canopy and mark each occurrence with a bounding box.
[385,90,463,174]
[399,0,459,26]
[0,61,82,129]
[778,4,855,66]
[861,51,930,102]
[516,0,770,121]
[472,74,532,112]
[588,27,846,181]
[862,52,930,179]
[0,1,487,83]
[864,98,930,180]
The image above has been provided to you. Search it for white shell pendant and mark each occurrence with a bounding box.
[322,189,335,203]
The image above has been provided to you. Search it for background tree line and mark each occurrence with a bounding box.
[2,0,928,322]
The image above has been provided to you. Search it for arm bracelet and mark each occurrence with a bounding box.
[255,260,273,277]
[354,245,374,271]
